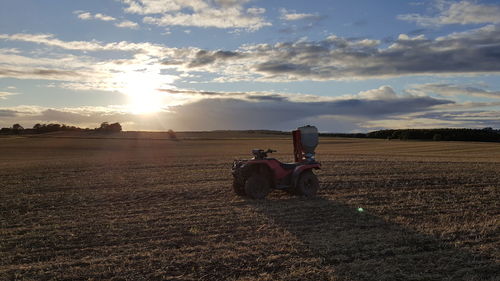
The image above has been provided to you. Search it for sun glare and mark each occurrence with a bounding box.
[127,91,163,114]
[113,71,173,114]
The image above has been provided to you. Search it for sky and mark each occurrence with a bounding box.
[1,0,500,132]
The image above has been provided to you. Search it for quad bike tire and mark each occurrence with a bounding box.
[295,170,319,197]
[233,178,246,196]
[244,174,271,199]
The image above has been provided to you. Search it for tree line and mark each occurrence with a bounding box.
[321,128,500,142]
[2,123,499,142]
[367,128,500,142]
[0,122,123,135]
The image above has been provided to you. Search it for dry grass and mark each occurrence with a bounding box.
[1,136,499,280]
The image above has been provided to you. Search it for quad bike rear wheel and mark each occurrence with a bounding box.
[295,170,319,197]
[244,174,271,199]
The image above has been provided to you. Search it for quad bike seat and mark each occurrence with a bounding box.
[264,158,300,170]
[280,162,301,170]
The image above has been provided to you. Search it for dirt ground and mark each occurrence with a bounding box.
[1,135,499,280]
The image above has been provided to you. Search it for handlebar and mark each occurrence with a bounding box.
[252,148,277,159]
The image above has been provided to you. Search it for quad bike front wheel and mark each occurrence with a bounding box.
[244,174,271,199]
[295,170,319,197]
[232,178,246,196]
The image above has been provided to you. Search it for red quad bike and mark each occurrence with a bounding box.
[232,125,321,199]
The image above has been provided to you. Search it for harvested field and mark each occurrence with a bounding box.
[1,135,499,280]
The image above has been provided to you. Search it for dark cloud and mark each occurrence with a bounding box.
[0,68,82,79]
[161,60,184,65]
[187,50,242,68]
[158,88,289,101]
[181,24,500,80]
[167,94,453,130]
[0,109,18,117]
[0,87,455,131]
[4,26,500,84]
[159,88,220,96]
[321,97,451,116]
[246,94,286,101]
[410,83,500,99]
[259,26,500,79]
[40,109,128,124]
[255,62,311,75]
[214,50,240,59]
[413,111,500,128]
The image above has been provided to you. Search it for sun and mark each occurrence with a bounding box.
[114,71,171,114]
[127,90,163,114]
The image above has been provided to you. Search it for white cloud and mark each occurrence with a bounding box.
[76,11,116,22]
[115,20,139,29]
[120,0,186,14]
[121,0,270,31]
[398,0,500,26]
[0,47,113,83]
[3,23,500,85]
[357,86,399,100]
[162,28,172,35]
[0,91,18,99]
[95,13,116,21]
[0,33,172,56]
[77,12,93,20]
[279,8,320,21]
[0,34,187,96]
[212,24,500,81]
[74,11,138,29]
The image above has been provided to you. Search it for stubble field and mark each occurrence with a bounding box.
[1,134,499,280]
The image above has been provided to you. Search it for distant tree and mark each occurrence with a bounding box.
[167,129,177,140]
[107,122,122,133]
[0,127,12,134]
[12,123,23,130]
[47,123,61,131]
[433,134,442,141]
[97,122,121,133]
[12,123,24,134]
[390,131,399,140]
[399,131,409,140]
[99,122,109,131]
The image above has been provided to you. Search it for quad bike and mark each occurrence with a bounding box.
[231,125,321,199]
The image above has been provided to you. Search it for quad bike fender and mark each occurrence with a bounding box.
[291,163,321,188]
[236,161,276,185]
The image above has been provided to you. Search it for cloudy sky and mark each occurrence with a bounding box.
[1,0,500,132]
